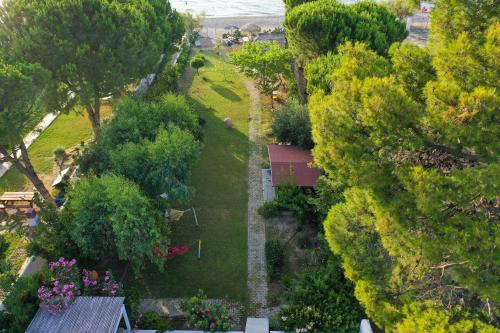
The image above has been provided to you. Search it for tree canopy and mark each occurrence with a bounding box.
[284,0,407,64]
[271,100,313,149]
[231,41,293,97]
[78,94,201,201]
[309,11,499,330]
[0,0,184,135]
[109,125,200,200]
[67,174,169,274]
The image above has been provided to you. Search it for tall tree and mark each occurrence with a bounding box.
[285,0,407,64]
[0,60,54,201]
[384,0,419,20]
[0,0,184,136]
[310,24,499,333]
[67,174,169,274]
[78,94,201,177]
[109,125,200,200]
[231,41,293,105]
[285,0,407,103]
[429,0,499,47]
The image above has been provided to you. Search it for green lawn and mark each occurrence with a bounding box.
[0,105,112,193]
[131,51,250,302]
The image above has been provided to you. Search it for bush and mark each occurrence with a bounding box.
[143,64,179,101]
[180,291,236,332]
[0,234,9,273]
[279,240,364,333]
[124,283,143,321]
[265,240,285,280]
[176,42,192,75]
[271,100,313,149]
[138,311,172,331]
[2,269,51,333]
[191,55,205,75]
[258,201,280,218]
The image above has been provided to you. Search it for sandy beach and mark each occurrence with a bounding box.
[201,16,285,38]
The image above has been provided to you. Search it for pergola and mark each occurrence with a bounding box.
[26,297,131,333]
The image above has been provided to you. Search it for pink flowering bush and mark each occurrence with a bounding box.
[38,257,81,315]
[37,257,121,315]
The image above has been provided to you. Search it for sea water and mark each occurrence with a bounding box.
[170,0,286,17]
[170,0,373,18]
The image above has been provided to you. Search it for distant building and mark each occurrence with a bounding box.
[267,144,320,187]
[254,32,286,47]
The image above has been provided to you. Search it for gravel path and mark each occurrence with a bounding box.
[245,80,268,317]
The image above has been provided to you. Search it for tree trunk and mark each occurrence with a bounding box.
[292,60,308,105]
[86,99,101,137]
[0,143,53,202]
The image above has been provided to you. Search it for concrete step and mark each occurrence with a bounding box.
[245,318,269,333]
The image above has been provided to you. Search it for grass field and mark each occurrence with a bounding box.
[0,105,112,193]
[131,51,250,302]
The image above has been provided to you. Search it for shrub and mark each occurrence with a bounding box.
[2,269,51,333]
[176,42,191,74]
[124,283,143,321]
[143,64,179,101]
[279,241,364,333]
[180,291,236,332]
[258,201,280,218]
[137,311,172,331]
[271,100,313,149]
[191,55,205,75]
[37,258,121,315]
[258,185,318,223]
[0,234,9,273]
[265,240,285,280]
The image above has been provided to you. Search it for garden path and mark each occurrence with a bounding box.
[245,80,268,317]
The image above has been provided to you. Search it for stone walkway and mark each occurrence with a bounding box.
[0,112,59,178]
[244,80,268,317]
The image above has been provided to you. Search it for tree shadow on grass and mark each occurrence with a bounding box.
[210,84,242,102]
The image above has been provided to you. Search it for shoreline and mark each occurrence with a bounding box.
[201,16,285,38]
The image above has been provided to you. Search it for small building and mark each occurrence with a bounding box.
[267,144,320,187]
[26,297,131,333]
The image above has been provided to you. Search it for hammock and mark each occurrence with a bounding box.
[151,244,191,259]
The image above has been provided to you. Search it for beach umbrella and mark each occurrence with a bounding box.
[240,23,261,35]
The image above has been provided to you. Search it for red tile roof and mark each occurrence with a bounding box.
[268,144,320,187]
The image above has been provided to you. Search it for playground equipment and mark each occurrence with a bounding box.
[151,207,201,260]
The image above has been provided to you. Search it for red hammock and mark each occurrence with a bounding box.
[151,244,190,259]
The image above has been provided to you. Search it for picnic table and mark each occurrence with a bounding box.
[0,191,35,211]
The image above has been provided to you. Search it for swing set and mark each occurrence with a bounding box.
[152,207,202,260]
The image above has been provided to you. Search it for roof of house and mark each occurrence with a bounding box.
[254,32,286,46]
[26,297,125,333]
[268,144,320,187]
